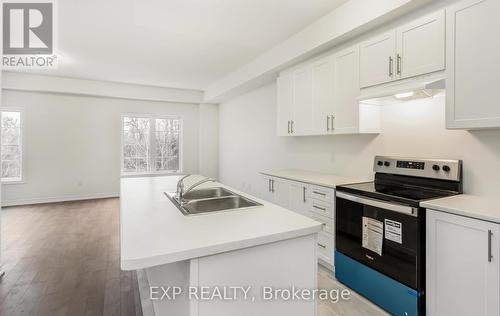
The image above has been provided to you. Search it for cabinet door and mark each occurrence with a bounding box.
[311,57,335,135]
[426,210,500,316]
[317,231,334,266]
[446,0,500,129]
[359,31,396,88]
[332,46,360,134]
[396,10,445,80]
[271,177,289,209]
[292,68,313,135]
[288,182,309,215]
[261,176,273,202]
[277,74,293,136]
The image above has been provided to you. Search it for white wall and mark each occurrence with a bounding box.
[218,83,500,199]
[1,90,201,206]
[198,104,219,178]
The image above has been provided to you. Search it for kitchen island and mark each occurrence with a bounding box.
[120,175,322,316]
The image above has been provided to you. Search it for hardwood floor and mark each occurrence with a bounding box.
[0,198,387,316]
[0,198,142,316]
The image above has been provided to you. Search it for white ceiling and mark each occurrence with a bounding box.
[15,0,348,90]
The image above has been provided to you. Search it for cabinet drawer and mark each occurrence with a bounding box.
[309,212,334,235]
[308,185,334,203]
[310,199,333,218]
[317,232,334,264]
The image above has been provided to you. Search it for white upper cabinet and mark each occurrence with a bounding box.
[397,11,445,79]
[359,32,396,88]
[446,0,500,129]
[292,68,313,135]
[277,45,380,136]
[277,74,294,136]
[360,10,445,88]
[426,209,500,316]
[276,9,447,136]
[311,57,335,134]
[332,46,361,133]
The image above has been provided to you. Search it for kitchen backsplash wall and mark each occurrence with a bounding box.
[219,82,500,198]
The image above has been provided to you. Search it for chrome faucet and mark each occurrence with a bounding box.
[176,174,191,201]
[176,175,216,203]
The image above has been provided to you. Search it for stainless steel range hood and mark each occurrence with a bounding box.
[358,72,445,105]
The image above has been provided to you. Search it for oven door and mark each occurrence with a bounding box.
[335,191,423,289]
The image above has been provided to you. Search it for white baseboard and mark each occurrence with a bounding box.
[1,192,120,207]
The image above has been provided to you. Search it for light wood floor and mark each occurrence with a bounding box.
[0,198,387,316]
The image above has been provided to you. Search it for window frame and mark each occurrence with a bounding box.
[0,106,25,184]
[120,113,183,177]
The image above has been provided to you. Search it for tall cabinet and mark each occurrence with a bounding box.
[426,209,500,316]
[446,0,500,129]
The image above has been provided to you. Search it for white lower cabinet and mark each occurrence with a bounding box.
[426,209,500,316]
[288,181,309,216]
[261,175,335,269]
[317,231,334,266]
[261,175,289,208]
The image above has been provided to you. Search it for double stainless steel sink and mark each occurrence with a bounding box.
[165,187,262,215]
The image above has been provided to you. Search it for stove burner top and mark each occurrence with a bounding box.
[337,156,463,208]
[339,181,458,205]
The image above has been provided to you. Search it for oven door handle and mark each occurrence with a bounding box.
[336,192,418,217]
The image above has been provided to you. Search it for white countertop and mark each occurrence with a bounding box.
[422,194,500,223]
[120,175,322,270]
[260,169,367,188]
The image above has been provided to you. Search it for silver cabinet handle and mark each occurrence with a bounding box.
[271,179,275,193]
[287,121,290,134]
[397,54,402,75]
[329,115,334,131]
[327,116,330,132]
[303,186,307,202]
[313,191,326,196]
[389,56,393,77]
[268,179,271,192]
[313,205,326,211]
[488,230,493,262]
[291,120,294,134]
[317,243,326,249]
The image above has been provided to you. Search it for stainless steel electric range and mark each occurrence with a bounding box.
[335,156,463,316]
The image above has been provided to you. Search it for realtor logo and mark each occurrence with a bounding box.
[2,1,57,69]
[3,2,53,54]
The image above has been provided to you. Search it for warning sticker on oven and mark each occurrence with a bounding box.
[384,219,402,244]
[362,217,383,256]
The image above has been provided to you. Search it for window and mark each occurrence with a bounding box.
[1,110,23,182]
[122,115,181,174]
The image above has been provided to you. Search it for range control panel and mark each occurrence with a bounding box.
[396,160,425,170]
[374,156,462,181]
